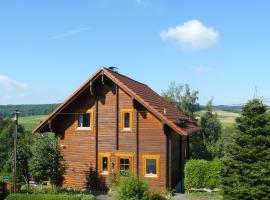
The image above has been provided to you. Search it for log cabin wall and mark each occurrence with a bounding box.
[138,111,167,190]
[51,80,168,190]
[53,89,97,189]
[118,88,137,160]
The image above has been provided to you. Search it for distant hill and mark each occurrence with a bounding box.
[0,103,242,118]
[0,104,59,118]
[213,105,242,113]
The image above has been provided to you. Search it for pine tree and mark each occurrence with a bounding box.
[221,99,270,200]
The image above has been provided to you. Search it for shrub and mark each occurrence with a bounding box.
[185,159,222,190]
[149,192,166,200]
[20,184,58,194]
[112,173,149,200]
[204,160,222,189]
[5,194,96,200]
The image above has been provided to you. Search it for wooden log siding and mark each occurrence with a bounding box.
[138,111,167,189]
[118,89,137,155]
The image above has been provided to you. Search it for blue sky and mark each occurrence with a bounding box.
[0,0,270,105]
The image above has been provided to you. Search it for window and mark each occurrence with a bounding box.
[78,113,90,127]
[121,109,132,131]
[99,153,111,175]
[143,155,160,178]
[119,158,130,172]
[115,153,134,174]
[76,109,93,130]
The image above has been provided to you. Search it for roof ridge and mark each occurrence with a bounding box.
[103,67,148,87]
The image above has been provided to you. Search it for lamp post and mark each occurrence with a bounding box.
[12,109,20,193]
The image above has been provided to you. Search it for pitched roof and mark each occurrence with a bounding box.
[33,67,200,135]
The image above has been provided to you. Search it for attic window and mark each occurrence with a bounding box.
[121,109,132,132]
[76,109,94,130]
[78,113,90,127]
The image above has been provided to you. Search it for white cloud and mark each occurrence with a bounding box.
[50,27,90,40]
[0,74,30,90]
[160,20,219,50]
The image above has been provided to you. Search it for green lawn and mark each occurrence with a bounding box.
[19,115,47,131]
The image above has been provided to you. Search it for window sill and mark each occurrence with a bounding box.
[101,172,109,176]
[145,174,158,178]
[122,128,132,132]
[76,127,92,131]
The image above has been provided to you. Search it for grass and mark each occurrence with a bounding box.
[19,115,47,131]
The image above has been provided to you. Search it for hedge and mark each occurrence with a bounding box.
[5,194,96,200]
[185,159,222,190]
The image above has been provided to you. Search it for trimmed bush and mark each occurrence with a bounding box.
[5,194,96,200]
[185,159,222,190]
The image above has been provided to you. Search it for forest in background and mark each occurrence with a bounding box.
[0,103,241,118]
[0,104,60,118]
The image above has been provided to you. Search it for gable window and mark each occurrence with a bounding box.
[121,109,132,131]
[78,113,90,127]
[143,155,160,178]
[76,109,93,130]
[99,153,111,175]
[115,153,134,174]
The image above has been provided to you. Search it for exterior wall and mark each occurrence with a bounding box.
[138,111,167,190]
[53,89,96,189]
[51,82,169,191]
[118,88,137,158]
[97,84,117,158]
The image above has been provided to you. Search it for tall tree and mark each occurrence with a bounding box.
[200,100,222,144]
[221,99,270,199]
[162,82,199,120]
[190,100,222,160]
[29,132,65,187]
[0,118,25,172]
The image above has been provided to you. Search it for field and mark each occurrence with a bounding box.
[19,115,47,131]
[196,110,239,126]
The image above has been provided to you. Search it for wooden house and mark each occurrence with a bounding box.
[34,67,199,192]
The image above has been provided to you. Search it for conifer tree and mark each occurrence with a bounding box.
[221,99,270,199]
